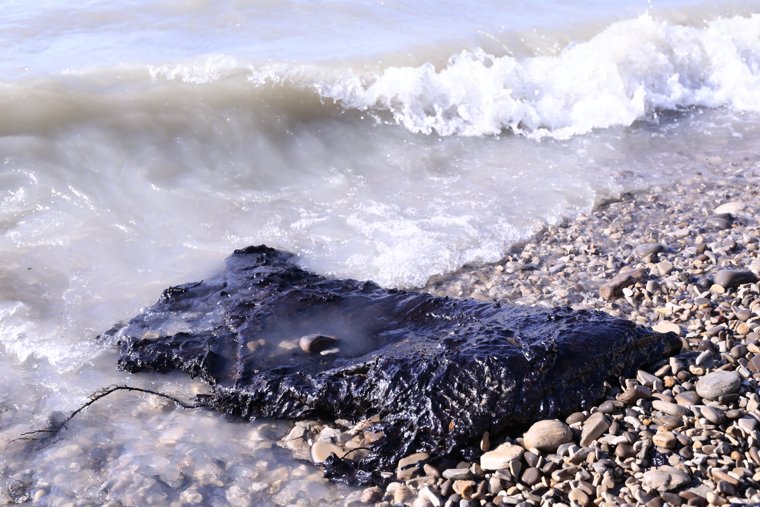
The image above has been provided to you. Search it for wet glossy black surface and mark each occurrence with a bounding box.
[114,245,680,484]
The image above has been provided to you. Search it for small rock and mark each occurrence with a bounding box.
[695,371,742,400]
[522,419,573,452]
[642,466,691,492]
[712,470,739,487]
[738,416,758,434]
[442,468,474,480]
[419,486,443,507]
[748,355,760,373]
[652,400,689,418]
[618,385,651,404]
[480,431,490,452]
[675,391,700,406]
[635,243,664,259]
[299,334,339,354]
[652,431,677,449]
[735,309,752,321]
[653,321,681,336]
[599,268,646,300]
[361,486,382,503]
[566,412,586,425]
[615,443,636,459]
[700,406,725,424]
[714,201,745,215]
[394,485,414,504]
[580,412,611,447]
[569,487,592,507]
[311,441,343,464]
[423,464,442,479]
[397,452,430,480]
[521,467,541,486]
[452,480,476,499]
[704,215,731,231]
[713,270,759,290]
[638,370,661,389]
[657,260,674,276]
[480,443,524,470]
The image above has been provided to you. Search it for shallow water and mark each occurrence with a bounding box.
[2,1,760,505]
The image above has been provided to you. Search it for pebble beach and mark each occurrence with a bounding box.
[3,4,760,506]
[282,152,760,507]
[3,154,760,507]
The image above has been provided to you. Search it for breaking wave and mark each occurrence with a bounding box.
[146,13,760,139]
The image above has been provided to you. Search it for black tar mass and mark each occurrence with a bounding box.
[113,245,680,484]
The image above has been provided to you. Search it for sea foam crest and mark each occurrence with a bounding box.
[319,13,760,138]
[148,14,760,139]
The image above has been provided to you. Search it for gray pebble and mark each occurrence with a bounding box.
[695,371,742,400]
[713,269,759,290]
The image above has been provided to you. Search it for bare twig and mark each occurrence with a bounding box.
[10,384,205,445]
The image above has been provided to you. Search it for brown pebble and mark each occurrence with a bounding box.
[569,487,592,506]
[520,467,541,486]
[361,486,382,503]
[393,485,414,504]
[452,480,476,499]
[653,431,678,450]
[522,419,573,452]
[580,412,611,447]
[652,400,689,418]
[600,268,646,300]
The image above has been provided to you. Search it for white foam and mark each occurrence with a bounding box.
[143,14,760,139]
[316,14,760,138]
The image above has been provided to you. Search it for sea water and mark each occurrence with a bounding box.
[1,1,760,505]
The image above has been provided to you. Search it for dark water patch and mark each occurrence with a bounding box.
[113,245,680,484]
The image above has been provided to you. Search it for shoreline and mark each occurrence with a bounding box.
[329,156,760,505]
[4,155,759,506]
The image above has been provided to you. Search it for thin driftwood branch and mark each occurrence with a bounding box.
[11,384,205,445]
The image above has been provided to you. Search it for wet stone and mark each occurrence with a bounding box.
[397,453,430,480]
[600,268,646,300]
[704,215,731,231]
[299,334,339,354]
[361,486,382,503]
[311,441,343,464]
[635,243,664,259]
